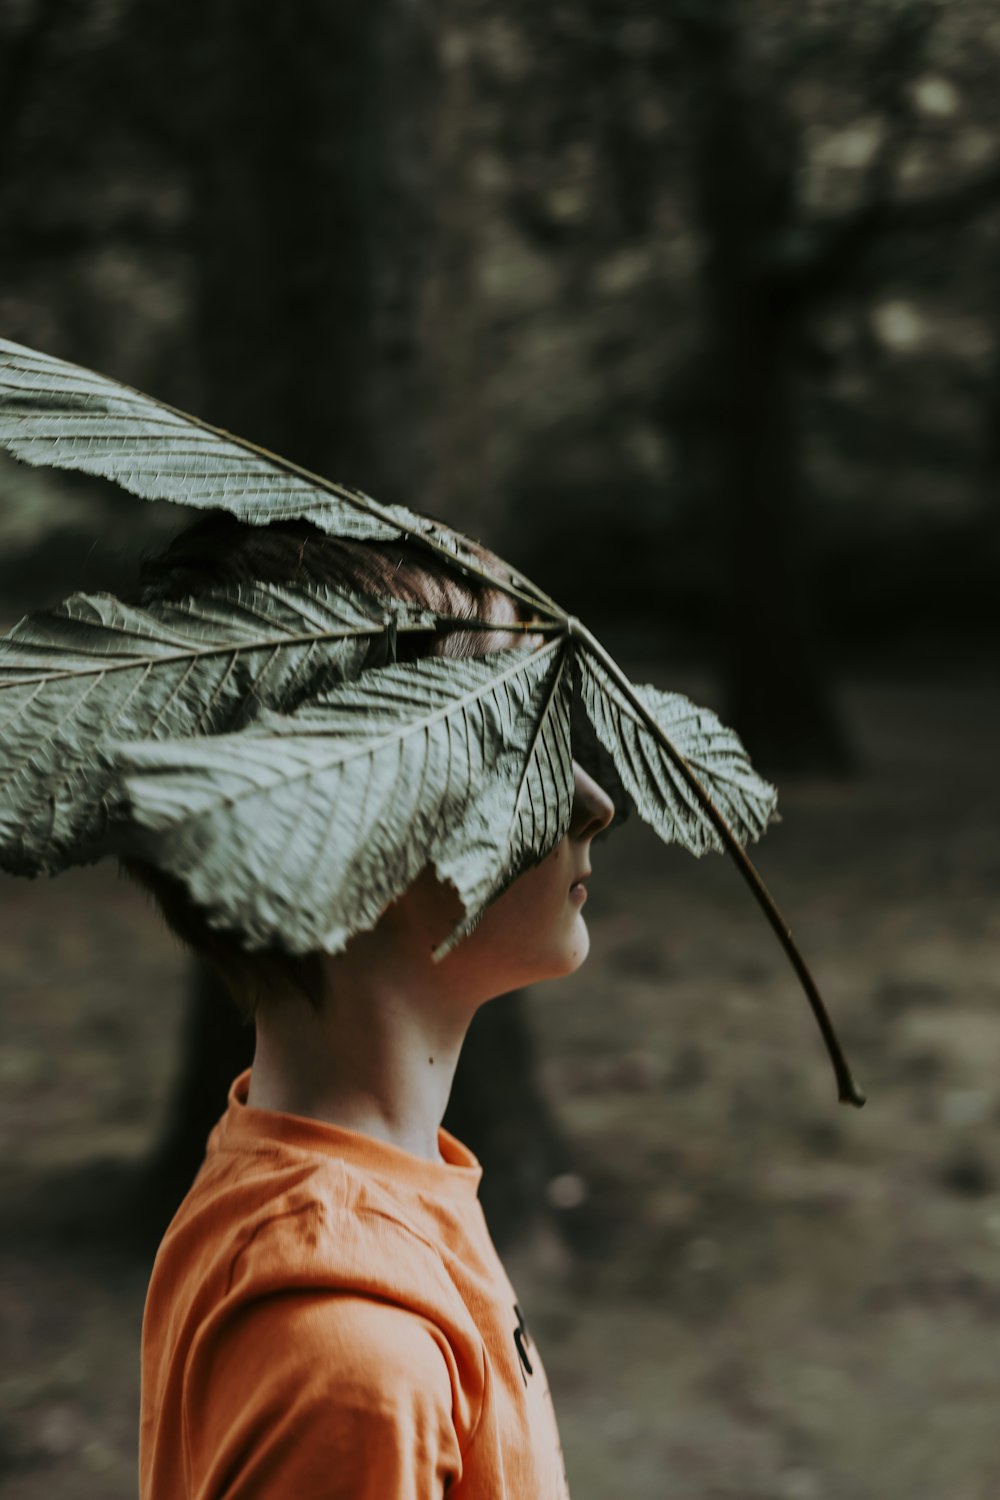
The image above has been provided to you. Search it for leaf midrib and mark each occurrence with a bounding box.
[0,621,389,691]
[127,639,563,822]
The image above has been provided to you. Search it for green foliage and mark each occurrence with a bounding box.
[0,581,431,876]
[0,335,777,957]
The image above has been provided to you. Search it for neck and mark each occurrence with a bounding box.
[246,899,483,1163]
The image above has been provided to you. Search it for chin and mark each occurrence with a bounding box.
[477,900,592,991]
[566,929,590,972]
[545,921,591,979]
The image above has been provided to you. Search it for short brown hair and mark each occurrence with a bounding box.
[123,513,533,1021]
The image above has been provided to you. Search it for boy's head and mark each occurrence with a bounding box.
[123,513,541,1021]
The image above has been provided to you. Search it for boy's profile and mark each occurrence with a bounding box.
[136,516,613,1499]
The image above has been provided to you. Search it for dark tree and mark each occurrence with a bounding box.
[673,1,853,773]
[184,3,381,484]
[127,0,386,1233]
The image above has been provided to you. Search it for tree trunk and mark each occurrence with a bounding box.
[186,0,381,483]
[141,965,254,1232]
[680,1,852,774]
[136,0,384,1233]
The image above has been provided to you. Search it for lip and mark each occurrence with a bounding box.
[569,869,591,902]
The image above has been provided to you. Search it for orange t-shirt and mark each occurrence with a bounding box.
[140,1069,571,1499]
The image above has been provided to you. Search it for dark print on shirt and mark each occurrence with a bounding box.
[512,1303,534,1386]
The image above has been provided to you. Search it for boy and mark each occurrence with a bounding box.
[136,517,614,1498]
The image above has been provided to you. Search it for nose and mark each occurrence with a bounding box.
[569,761,615,842]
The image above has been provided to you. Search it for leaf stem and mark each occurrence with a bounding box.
[405,617,564,637]
[573,620,865,1109]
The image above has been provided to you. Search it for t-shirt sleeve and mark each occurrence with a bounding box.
[184,1292,464,1500]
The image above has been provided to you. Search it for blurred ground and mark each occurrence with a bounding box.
[1,664,999,1500]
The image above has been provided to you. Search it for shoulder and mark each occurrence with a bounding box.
[167,1147,452,1305]
[222,1184,461,1313]
[160,1164,488,1402]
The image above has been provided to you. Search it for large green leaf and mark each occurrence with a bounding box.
[0,582,430,875]
[577,650,778,855]
[108,640,572,955]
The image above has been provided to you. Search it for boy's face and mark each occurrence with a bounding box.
[388,761,615,1000]
[362,598,615,1000]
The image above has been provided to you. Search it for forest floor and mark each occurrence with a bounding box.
[1,662,999,1500]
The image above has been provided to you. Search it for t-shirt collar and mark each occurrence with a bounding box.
[216,1068,484,1200]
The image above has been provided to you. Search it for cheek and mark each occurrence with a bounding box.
[480,843,589,976]
[502,844,568,916]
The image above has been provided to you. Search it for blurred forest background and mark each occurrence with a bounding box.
[1,1,999,1497]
